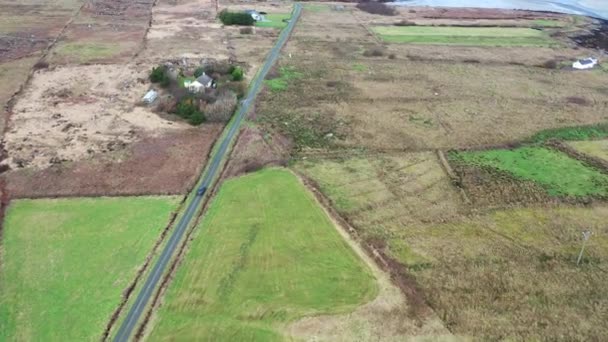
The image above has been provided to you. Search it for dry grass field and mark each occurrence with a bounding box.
[569,139,608,161]
[256,5,608,153]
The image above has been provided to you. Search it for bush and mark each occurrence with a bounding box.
[240,27,253,34]
[33,60,49,70]
[363,46,385,57]
[194,67,205,78]
[174,98,206,125]
[224,81,248,99]
[206,90,237,122]
[356,2,396,16]
[541,59,559,69]
[219,10,255,26]
[394,19,416,26]
[231,66,244,81]
[150,66,167,83]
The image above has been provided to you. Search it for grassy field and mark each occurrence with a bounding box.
[148,168,377,341]
[372,26,557,46]
[0,196,179,341]
[530,124,608,143]
[297,154,608,340]
[451,147,608,197]
[256,13,291,29]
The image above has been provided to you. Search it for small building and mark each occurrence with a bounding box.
[142,89,158,104]
[185,73,216,93]
[573,57,598,70]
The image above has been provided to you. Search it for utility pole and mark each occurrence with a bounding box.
[576,230,592,266]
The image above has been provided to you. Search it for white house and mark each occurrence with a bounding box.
[245,10,264,21]
[573,57,598,70]
[185,73,215,93]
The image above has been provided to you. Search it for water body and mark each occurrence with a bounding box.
[394,0,608,20]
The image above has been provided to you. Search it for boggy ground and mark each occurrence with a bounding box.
[296,153,608,341]
[256,4,608,153]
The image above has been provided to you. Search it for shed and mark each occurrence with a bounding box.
[142,90,158,104]
[573,57,598,70]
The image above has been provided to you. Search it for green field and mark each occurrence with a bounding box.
[452,147,608,197]
[149,168,377,341]
[256,13,291,28]
[372,26,557,46]
[530,124,608,143]
[0,196,180,341]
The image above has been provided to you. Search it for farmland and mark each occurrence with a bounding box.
[372,26,558,47]
[244,3,608,341]
[147,168,377,340]
[296,154,608,340]
[0,196,179,341]
[1,0,608,340]
[451,147,608,197]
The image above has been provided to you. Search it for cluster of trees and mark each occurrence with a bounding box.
[219,10,255,26]
[175,98,205,125]
[148,61,247,126]
[150,66,171,88]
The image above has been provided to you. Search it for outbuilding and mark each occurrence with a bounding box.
[573,57,598,70]
[142,89,158,104]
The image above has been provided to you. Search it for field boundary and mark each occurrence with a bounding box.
[294,170,441,323]
[546,140,608,173]
[100,206,180,340]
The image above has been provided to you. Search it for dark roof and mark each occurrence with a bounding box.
[196,74,213,84]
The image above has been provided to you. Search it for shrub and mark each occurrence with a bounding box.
[394,19,416,26]
[388,53,396,59]
[206,90,237,122]
[150,66,167,83]
[541,59,558,69]
[203,61,233,76]
[363,46,385,57]
[219,10,255,26]
[240,27,253,34]
[231,66,244,81]
[224,81,248,98]
[174,98,206,125]
[194,67,205,78]
[356,2,396,16]
[33,60,49,70]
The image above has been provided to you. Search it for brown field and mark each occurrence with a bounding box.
[0,0,295,196]
[6,125,221,197]
[258,5,608,152]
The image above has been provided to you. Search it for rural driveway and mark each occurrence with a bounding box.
[112,4,302,341]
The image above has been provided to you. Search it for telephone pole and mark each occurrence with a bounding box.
[576,230,592,266]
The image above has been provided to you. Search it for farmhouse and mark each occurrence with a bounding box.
[245,10,264,21]
[573,57,598,70]
[185,73,216,93]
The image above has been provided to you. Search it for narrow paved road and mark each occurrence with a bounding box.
[112,4,302,341]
